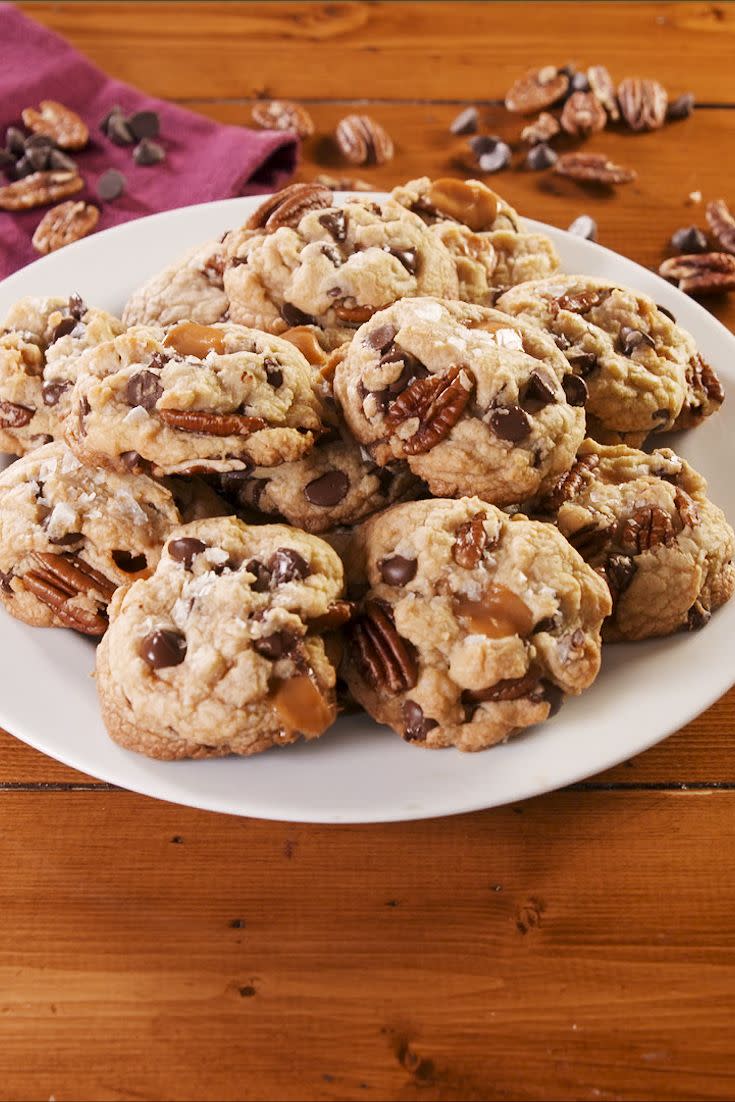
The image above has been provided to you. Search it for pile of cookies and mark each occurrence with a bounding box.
[1,177,732,758]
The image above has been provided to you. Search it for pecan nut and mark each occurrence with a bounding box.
[452,511,489,569]
[617,78,668,132]
[567,523,611,561]
[705,199,735,256]
[554,287,610,314]
[32,200,100,255]
[541,454,599,512]
[554,152,636,185]
[384,365,473,455]
[617,506,675,554]
[685,354,725,411]
[587,65,619,120]
[0,400,35,428]
[22,571,108,636]
[0,170,84,212]
[426,177,499,231]
[245,182,333,232]
[505,66,569,115]
[349,600,418,694]
[560,92,607,137]
[22,551,116,636]
[674,488,701,529]
[464,670,544,704]
[658,252,735,294]
[521,112,560,145]
[21,100,89,150]
[157,409,268,436]
[335,114,394,166]
[251,100,315,139]
[30,551,117,601]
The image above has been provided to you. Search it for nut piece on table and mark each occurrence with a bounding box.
[0,170,83,211]
[705,199,735,256]
[21,100,89,151]
[505,66,570,114]
[560,91,607,137]
[251,100,315,139]
[554,152,637,185]
[659,252,735,295]
[335,114,394,165]
[32,200,100,254]
[617,77,668,131]
[587,65,619,121]
[521,112,560,145]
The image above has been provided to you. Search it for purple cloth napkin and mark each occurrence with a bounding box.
[0,3,298,278]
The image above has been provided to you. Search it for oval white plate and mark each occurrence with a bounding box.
[1,195,734,823]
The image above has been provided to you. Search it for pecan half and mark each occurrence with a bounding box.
[505,66,569,115]
[705,199,735,256]
[385,365,473,455]
[22,571,108,635]
[452,511,489,569]
[464,670,543,704]
[349,600,418,694]
[22,100,89,150]
[157,409,268,436]
[0,170,84,211]
[674,488,701,529]
[251,100,315,139]
[542,454,599,512]
[617,506,675,554]
[22,551,116,636]
[426,178,499,231]
[553,287,610,314]
[32,200,99,255]
[554,152,636,185]
[333,302,377,324]
[0,400,34,428]
[560,91,607,137]
[335,114,394,166]
[617,78,668,132]
[30,551,117,601]
[521,112,560,144]
[245,182,333,232]
[587,65,619,120]
[685,354,725,412]
[658,252,735,295]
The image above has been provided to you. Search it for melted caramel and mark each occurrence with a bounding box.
[282,325,328,367]
[272,675,333,736]
[163,322,226,358]
[454,584,534,639]
[428,178,498,232]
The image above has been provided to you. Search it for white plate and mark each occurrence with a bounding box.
[1,195,734,823]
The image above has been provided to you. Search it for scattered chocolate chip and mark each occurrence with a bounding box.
[657,303,676,323]
[0,148,15,171]
[567,214,597,241]
[13,154,36,179]
[667,92,695,121]
[112,549,147,573]
[168,537,207,569]
[670,225,708,253]
[489,404,532,441]
[140,628,187,670]
[263,357,283,388]
[469,134,503,159]
[318,209,347,242]
[570,71,591,93]
[526,142,557,171]
[450,106,479,135]
[41,380,71,406]
[364,323,397,352]
[281,301,316,327]
[25,144,50,172]
[304,469,350,507]
[386,246,419,274]
[380,555,417,587]
[562,374,588,406]
[48,149,78,173]
[125,369,163,409]
[619,326,656,356]
[246,558,271,592]
[269,547,310,584]
[402,700,437,742]
[253,630,297,659]
[478,141,512,173]
[522,370,557,412]
[133,138,166,165]
[128,110,161,141]
[6,127,26,155]
[97,168,126,201]
[106,113,135,146]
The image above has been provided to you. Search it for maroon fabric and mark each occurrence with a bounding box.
[0,3,298,278]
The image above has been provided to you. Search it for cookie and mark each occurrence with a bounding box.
[342,497,611,751]
[0,441,181,635]
[333,297,586,507]
[222,188,460,348]
[542,440,735,641]
[0,294,124,456]
[496,277,721,445]
[122,238,229,328]
[96,517,347,759]
[65,321,327,477]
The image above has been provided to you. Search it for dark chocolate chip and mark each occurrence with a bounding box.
[522,370,557,412]
[253,630,298,660]
[383,351,428,393]
[5,126,25,155]
[652,408,670,422]
[380,555,417,587]
[619,326,656,356]
[670,225,707,253]
[553,332,571,352]
[140,628,187,670]
[402,700,438,742]
[97,168,126,201]
[386,246,419,274]
[566,350,598,377]
[320,243,342,266]
[41,381,71,407]
[68,293,86,320]
[526,143,557,171]
[567,214,597,241]
[537,680,564,717]
[0,148,15,171]
[51,316,77,342]
[168,537,207,569]
[25,144,50,172]
[657,304,676,323]
[281,301,316,327]
[269,547,310,584]
[263,357,283,389]
[562,374,588,406]
[570,71,590,93]
[0,568,14,593]
[133,138,166,165]
[318,209,347,242]
[128,110,161,141]
[606,553,637,596]
[365,323,397,352]
[246,558,271,592]
[450,106,479,135]
[48,531,83,546]
[112,549,147,573]
[125,369,163,410]
[685,600,711,631]
[48,149,78,172]
[469,134,502,159]
[120,451,149,474]
[667,92,695,121]
[304,469,350,507]
[106,113,135,146]
[478,141,512,173]
[13,155,36,179]
[488,404,532,442]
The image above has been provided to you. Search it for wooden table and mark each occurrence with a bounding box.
[2,4,735,1100]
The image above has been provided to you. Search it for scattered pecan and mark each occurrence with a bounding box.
[333,302,377,324]
[349,600,418,694]
[555,152,636,185]
[554,287,610,314]
[426,177,499,231]
[452,511,488,569]
[560,92,607,137]
[384,365,473,455]
[245,182,333,232]
[21,100,89,150]
[541,454,599,512]
[587,65,619,120]
[465,670,544,704]
[705,199,735,255]
[617,505,675,554]
[308,600,355,632]
[617,78,668,132]
[0,170,84,211]
[674,488,701,529]
[335,114,394,165]
[521,112,561,145]
[251,100,315,139]
[313,173,373,191]
[658,252,735,294]
[505,66,569,115]
[32,200,99,255]
[0,400,34,428]
[157,410,268,436]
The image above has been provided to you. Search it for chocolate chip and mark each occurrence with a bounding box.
[5,126,25,155]
[478,141,512,173]
[570,71,590,93]
[13,154,36,179]
[51,316,77,342]
[320,243,342,266]
[140,628,187,670]
[562,374,588,406]
[133,138,166,165]
[68,293,86,320]
[281,302,316,327]
[99,105,124,133]
[670,225,708,253]
[304,470,349,507]
[386,246,418,274]
[112,549,147,573]
[606,553,637,596]
[685,600,711,631]
[263,357,283,388]
[469,134,502,159]
[383,350,428,394]
[652,408,670,422]
[128,110,161,140]
[48,149,78,172]
[106,113,135,146]
[97,168,126,201]
[667,92,695,121]
[253,630,298,660]
[120,450,149,474]
[567,214,597,241]
[526,143,557,171]
[365,323,397,352]
[553,333,571,352]
[269,547,310,584]
[0,148,15,171]
[168,537,207,569]
[318,210,347,242]
[657,304,676,323]
[489,404,532,442]
[48,531,83,546]
[402,700,437,742]
[537,680,564,717]
[522,370,557,412]
[125,369,163,409]
[380,555,417,586]
[450,106,479,135]
[25,144,50,171]
[41,381,71,407]
[246,558,271,592]
[566,350,598,377]
[619,326,656,356]
[0,568,14,593]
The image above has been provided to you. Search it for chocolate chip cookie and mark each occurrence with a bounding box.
[96,517,347,759]
[342,496,611,750]
[65,321,327,477]
[122,238,229,328]
[497,277,721,445]
[543,440,735,640]
[0,294,124,456]
[0,441,181,635]
[333,297,587,507]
